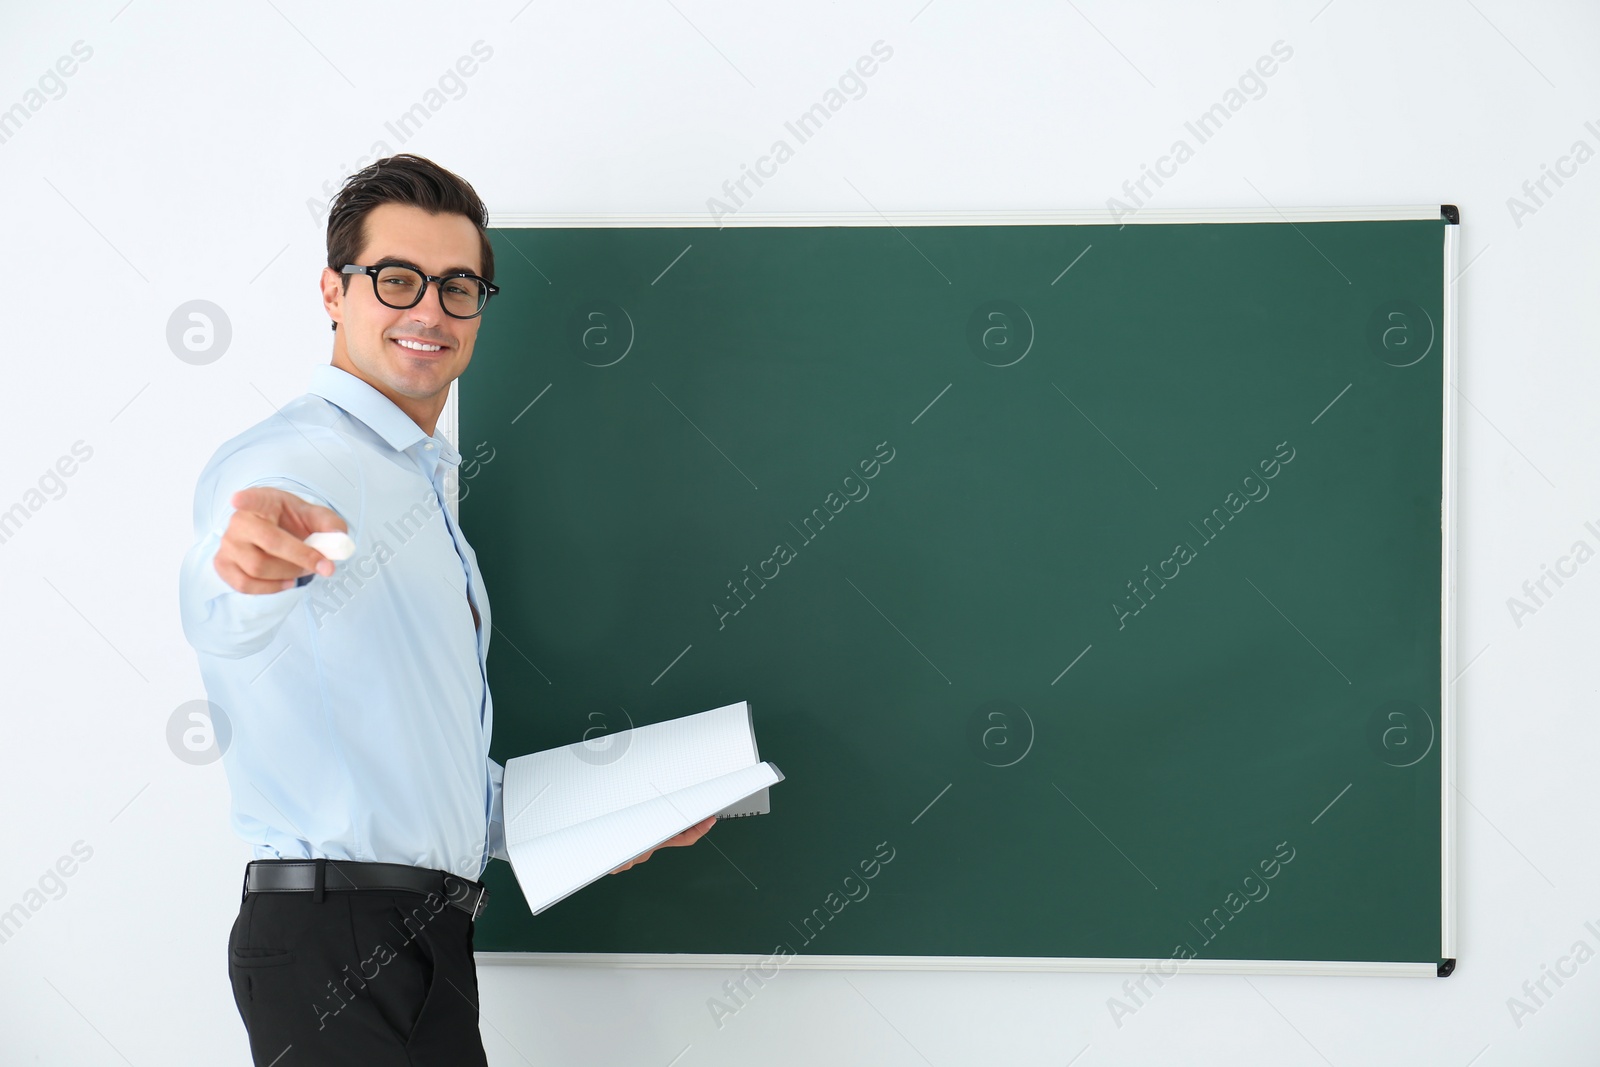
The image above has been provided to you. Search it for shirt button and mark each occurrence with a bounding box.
[425,443,434,450]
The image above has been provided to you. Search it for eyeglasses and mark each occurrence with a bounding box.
[341,262,500,319]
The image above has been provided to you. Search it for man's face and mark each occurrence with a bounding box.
[322,201,485,406]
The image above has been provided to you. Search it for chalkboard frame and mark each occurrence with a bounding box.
[444,206,1459,977]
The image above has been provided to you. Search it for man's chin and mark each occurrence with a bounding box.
[371,365,451,400]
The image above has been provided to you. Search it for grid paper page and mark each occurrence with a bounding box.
[505,762,784,915]
[503,701,758,840]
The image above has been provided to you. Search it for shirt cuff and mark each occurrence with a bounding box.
[178,530,309,658]
[487,756,510,863]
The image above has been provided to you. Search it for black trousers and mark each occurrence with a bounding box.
[227,878,489,1065]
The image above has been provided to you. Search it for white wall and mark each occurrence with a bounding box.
[2,1,1596,1063]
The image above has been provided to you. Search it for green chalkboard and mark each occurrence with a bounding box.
[459,210,1454,973]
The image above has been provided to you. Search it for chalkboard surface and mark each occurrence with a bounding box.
[458,211,1452,972]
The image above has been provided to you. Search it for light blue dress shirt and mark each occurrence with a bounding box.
[179,363,508,881]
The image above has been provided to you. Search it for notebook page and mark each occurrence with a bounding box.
[503,701,757,840]
[505,761,784,914]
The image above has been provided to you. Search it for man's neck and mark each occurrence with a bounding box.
[330,352,445,438]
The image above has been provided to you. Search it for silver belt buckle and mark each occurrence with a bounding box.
[471,884,488,920]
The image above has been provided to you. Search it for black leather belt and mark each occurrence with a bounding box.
[244,859,489,922]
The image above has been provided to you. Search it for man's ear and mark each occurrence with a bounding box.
[320,267,344,333]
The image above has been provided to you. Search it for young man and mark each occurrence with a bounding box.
[179,154,714,1065]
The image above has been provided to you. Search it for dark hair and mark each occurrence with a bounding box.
[325,154,494,331]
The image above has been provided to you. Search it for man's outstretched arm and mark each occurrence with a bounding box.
[179,483,348,658]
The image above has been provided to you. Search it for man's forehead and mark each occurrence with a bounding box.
[359,203,481,274]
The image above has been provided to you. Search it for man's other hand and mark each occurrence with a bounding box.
[609,816,717,874]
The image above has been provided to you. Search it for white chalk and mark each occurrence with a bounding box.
[304,531,356,561]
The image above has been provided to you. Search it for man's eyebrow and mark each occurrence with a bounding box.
[371,254,482,276]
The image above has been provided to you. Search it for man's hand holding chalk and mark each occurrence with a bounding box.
[214,486,351,595]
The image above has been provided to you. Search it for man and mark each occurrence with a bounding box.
[179,154,715,1065]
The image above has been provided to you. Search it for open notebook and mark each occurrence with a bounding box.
[501,700,783,915]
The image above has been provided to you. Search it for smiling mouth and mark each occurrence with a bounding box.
[390,337,449,356]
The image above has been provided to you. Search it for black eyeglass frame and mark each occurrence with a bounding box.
[340,262,500,319]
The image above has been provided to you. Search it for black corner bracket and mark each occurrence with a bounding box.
[1441,205,1460,225]
[1437,958,1457,977]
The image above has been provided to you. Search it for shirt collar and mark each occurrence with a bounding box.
[308,363,459,465]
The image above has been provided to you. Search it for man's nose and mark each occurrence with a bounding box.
[407,286,447,325]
